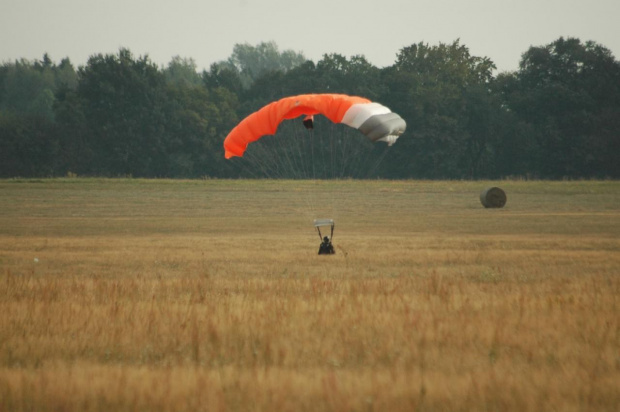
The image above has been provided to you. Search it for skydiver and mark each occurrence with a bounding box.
[302,115,314,130]
[318,236,335,255]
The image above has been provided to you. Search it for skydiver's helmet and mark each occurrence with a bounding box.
[323,236,329,243]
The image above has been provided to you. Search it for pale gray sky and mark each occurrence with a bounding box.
[2,0,619,73]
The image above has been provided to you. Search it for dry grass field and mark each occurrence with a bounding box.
[1,178,619,412]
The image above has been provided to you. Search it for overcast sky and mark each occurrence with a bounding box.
[2,0,619,73]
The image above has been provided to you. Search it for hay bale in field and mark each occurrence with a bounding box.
[480,187,507,208]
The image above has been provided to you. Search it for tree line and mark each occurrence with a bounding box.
[1,38,619,179]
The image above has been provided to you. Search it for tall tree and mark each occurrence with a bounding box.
[503,37,620,177]
[0,55,78,120]
[223,41,306,88]
[315,54,383,98]
[0,111,58,177]
[203,62,243,96]
[164,71,238,177]
[164,56,202,87]
[77,49,169,176]
[1,58,53,120]
[0,55,78,176]
[381,40,497,178]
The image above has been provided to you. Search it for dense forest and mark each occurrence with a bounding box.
[1,38,619,179]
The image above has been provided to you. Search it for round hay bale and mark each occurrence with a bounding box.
[480,187,507,208]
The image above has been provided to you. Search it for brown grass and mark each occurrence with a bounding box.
[1,178,619,411]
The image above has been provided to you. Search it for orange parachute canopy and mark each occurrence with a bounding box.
[223,93,406,159]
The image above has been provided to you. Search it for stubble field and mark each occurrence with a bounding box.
[0,178,619,411]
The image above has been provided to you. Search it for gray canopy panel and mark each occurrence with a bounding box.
[358,112,407,142]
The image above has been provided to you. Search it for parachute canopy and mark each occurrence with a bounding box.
[224,94,406,159]
[313,218,334,228]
